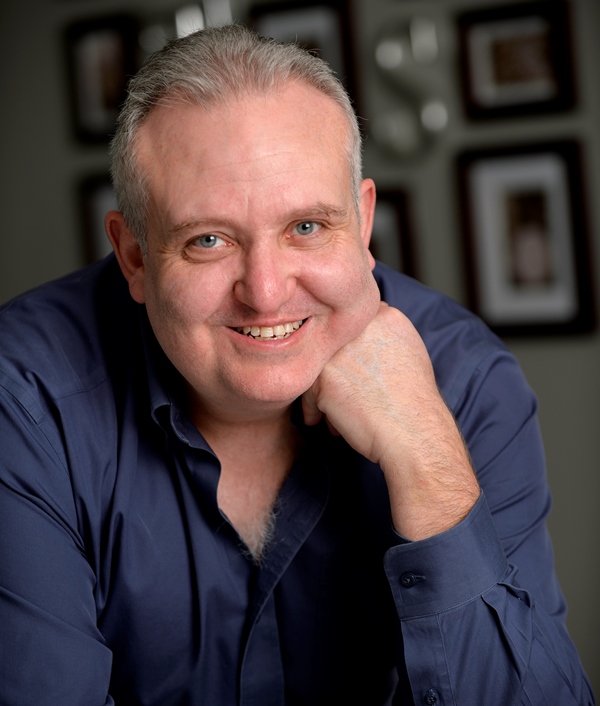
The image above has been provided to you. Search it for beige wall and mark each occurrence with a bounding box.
[1,0,598,690]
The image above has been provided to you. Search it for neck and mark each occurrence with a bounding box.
[192,401,302,562]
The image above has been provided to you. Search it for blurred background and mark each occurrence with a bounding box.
[1,0,598,690]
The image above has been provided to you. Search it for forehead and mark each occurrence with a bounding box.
[137,82,350,179]
[135,83,354,228]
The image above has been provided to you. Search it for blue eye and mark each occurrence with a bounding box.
[196,234,222,248]
[294,221,320,236]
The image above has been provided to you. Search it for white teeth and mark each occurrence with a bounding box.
[235,319,304,340]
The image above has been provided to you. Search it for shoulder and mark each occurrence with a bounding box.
[0,255,134,409]
[373,262,513,411]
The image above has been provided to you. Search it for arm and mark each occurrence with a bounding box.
[302,302,480,541]
[0,379,114,705]
[302,303,594,704]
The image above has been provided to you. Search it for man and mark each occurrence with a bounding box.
[0,24,594,705]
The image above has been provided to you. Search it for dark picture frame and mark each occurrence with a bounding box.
[457,1,576,121]
[65,14,139,143]
[457,141,595,336]
[248,0,360,111]
[371,189,418,279]
[79,173,117,263]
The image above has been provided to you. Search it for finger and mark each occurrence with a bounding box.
[301,386,323,427]
[324,416,341,436]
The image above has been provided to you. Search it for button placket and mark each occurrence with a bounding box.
[424,688,438,704]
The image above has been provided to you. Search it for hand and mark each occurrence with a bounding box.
[302,302,480,540]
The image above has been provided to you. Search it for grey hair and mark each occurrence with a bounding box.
[109,23,363,252]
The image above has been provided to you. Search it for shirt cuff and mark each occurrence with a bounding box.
[383,493,508,619]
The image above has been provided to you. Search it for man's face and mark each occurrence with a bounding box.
[124,82,380,421]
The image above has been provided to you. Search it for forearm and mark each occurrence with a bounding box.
[385,495,595,705]
[379,398,480,540]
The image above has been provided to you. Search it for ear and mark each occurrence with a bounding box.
[358,178,377,270]
[105,210,146,304]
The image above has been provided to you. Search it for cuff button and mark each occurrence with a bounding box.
[400,571,424,588]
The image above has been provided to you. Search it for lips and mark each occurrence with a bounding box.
[234,319,305,340]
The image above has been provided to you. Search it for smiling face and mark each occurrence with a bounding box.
[107,81,380,423]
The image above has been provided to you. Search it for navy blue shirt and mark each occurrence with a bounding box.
[0,256,593,705]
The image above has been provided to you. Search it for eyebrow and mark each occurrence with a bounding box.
[292,202,350,221]
[167,218,222,238]
[165,202,350,239]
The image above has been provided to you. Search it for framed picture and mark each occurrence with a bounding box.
[457,141,595,336]
[65,14,139,143]
[371,189,418,278]
[248,1,359,110]
[79,174,117,263]
[457,1,575,120]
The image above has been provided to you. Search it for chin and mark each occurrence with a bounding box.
[226,366,319,408]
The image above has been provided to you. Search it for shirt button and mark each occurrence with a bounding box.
[424,689,438,704]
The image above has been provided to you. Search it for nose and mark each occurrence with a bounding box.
[233,241,297,314]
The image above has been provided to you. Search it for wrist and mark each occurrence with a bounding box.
[380,420,480,541]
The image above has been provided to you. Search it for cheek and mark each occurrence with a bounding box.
[343,267,381,334]
[152,260,229,311]
[143,265,226,345]
[311,250,380,338]
[330,246,379,307]
[143,269,186,330]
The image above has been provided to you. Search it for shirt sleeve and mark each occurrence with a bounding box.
[0,377,114,706]
[383,349,595,705]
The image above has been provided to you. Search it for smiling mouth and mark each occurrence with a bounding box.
[234,319,305,340]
